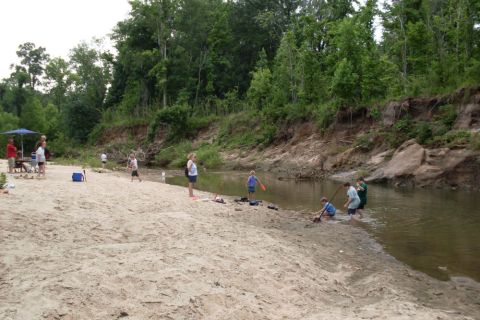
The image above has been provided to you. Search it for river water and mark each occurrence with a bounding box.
[145,169,480,282]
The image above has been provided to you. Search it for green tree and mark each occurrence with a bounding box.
[331,58,359,107]
[247,49,273,110]
[16,42,49,89]
[64,94,101,142]
[44,102,61,140]
[20,96,46,133]
[44,57,72,108]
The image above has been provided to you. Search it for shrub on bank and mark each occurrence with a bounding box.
[154,141,192,168]
[196,144,223,169]
[471,132,480,150]
[147,105,219,143]
[433,130,472,147]
[154,141,223,169]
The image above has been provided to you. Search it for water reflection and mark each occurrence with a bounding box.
[146,170,480,282]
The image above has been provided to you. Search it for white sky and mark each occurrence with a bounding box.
[0,0,131,80]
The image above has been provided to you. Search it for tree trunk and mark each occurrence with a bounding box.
[194,49,207,109]
[287,42,296,103]
[156,0,168,108]
[399,8,408,93]
[162,43,167,108]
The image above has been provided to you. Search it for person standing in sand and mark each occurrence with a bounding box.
[128,153,142,182]
[35,135,47,151]
[35,135,51,162]
[187,153,198,198]
[101,153,107,169]
[344,182,361,218]
[36,141,47,178]
[6,138,17,173]
[356,177,368,217]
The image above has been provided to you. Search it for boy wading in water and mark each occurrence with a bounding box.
[344,182,361,218]
[128,153,142,182]
[246,170,262,201]
[356,177,368,217]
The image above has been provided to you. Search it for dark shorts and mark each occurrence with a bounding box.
[102,161,107,164]
[188,175,197,183]
[131,170,139,177]
[248,186,255,193]
[325,211,336,217]
[38,162,45,166]
[348,208,357,215]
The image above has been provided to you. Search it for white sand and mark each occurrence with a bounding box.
[1,162,479,319]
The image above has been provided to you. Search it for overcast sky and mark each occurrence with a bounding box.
[0,0,131,79]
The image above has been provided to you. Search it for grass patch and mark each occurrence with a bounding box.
[355,132,376,151]
[356,168,370,178]
[154,141,193,168]
[470,132,480,150]
[55,149,103,169]
[0,173,6,188]
[196,143,223,169]
[314,103,336,133]
[432,130,472,147]
[154,141,223,169]
[218,112,261,149]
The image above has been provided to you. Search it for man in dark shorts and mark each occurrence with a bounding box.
[356,177,368,218]
[128,153,142,182]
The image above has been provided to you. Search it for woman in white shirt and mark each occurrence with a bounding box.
[187,153,198,197]
[36,141,46,177]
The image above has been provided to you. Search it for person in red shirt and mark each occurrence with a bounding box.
[6,138,17,173]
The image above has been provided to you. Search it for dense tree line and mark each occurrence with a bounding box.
[1,0,479,152]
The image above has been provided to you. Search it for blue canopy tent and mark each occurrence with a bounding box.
[0,128,39,159]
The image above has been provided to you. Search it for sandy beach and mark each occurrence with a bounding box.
[1,161,479,320]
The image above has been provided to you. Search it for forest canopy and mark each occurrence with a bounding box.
[1,0,479,152]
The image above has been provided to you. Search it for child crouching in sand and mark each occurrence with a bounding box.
[127,153,142,182]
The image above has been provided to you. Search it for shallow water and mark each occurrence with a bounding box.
[146,169,480,282]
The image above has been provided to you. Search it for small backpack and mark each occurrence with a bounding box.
[184,166,189,177]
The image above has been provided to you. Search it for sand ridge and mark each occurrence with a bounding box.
[0,162,479,319]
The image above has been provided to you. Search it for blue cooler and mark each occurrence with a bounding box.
[72,172,84,182]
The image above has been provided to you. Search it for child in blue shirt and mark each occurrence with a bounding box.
[314,197,336,221]
[246,170,262,201]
